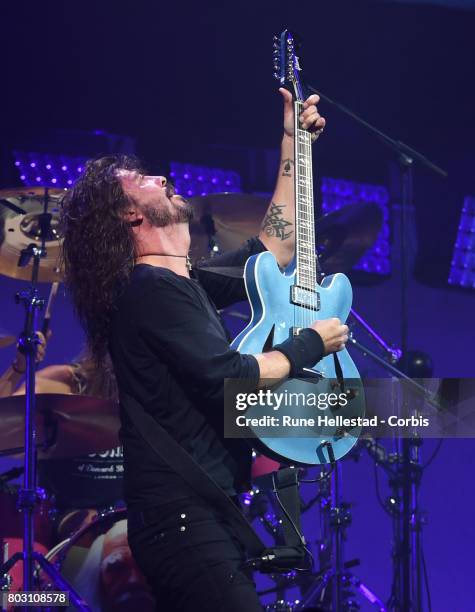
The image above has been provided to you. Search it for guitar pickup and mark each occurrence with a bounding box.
[290,285,320,311]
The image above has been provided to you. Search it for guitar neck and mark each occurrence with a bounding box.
[294,100,317,290]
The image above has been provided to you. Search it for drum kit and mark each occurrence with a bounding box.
[0,186,124,610]
[0,184,422,611]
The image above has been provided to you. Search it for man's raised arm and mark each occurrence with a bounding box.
[258,89,326,268]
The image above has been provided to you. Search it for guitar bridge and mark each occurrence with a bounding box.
[290,285,320,311]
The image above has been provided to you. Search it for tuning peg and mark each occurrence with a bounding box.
[273,35,279,41]
[273,72,281,80]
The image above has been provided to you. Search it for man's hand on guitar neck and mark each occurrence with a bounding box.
[280,88,326,140]
[258,90,326,269]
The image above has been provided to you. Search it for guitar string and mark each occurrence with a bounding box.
[296,100,317,331]
[296,103,309,327]
[295,100,320,335]
[305,120,317,328]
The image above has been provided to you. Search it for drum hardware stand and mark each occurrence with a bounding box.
[0,192,90,612]
[348,334,439,611]
[363,427,427,612]
[384,438,427,612]
[294,443,385,612]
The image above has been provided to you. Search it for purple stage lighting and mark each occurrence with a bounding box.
[170,162,241,197]
[448,195,475,289]
[321,177,391,275]
[14,151,88,189]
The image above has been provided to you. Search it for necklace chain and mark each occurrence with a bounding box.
[136,253,192,271]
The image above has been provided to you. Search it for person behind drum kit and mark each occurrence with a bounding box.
[60,90,349,611]
[0,331,50,397]
[70,517,156,612]
[0,340,157,611]
[0,336,124,536]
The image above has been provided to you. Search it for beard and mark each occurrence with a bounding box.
[141,198,194,228]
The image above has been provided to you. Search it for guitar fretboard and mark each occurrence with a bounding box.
[294,100,316,291]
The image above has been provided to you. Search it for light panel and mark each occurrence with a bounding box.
[448,196,475,289]
[169,162,241,197]
[14,151,88,189]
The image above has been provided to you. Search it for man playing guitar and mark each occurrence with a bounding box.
[60,90,348,611]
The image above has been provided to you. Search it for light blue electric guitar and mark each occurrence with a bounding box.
[231,30,365,465]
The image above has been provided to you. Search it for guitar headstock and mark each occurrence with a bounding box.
[273,29,305,102]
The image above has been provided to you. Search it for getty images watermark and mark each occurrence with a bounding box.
[223,378,475,439]
[234,388,428,429]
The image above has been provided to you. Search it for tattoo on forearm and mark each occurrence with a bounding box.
[281,158,294,177]
[261,202,293,241]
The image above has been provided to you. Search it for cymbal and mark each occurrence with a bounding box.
[0,394,120,459]
[188,192,383,273]
[316,202,383,274]
[0,186,65,282]
[189,193,268,261]
[0,333,15,349]
[0,187,66,200]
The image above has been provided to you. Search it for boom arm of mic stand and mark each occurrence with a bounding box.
[350,308,401,363]
[306,83,448,178]
[348,335,442,411]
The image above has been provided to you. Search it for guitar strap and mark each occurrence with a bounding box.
[120,391,307,569]
[196,265,244,278]
[120,391,265,557]
[333,353,345,390]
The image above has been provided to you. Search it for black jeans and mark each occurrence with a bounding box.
[127,497,263,612]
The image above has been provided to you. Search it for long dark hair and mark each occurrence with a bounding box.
[61,155,143,364]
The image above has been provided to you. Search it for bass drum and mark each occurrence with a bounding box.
[42,509,156,612]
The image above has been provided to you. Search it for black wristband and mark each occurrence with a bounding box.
[273,328,325,377]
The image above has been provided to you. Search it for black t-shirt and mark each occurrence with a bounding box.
[109,237,266,511]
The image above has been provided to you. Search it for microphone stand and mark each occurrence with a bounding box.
[306,82,447,612]
[350,308,401,364]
